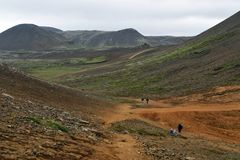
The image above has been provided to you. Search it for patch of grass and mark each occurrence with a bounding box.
[136,128,163,136]
[45,120,69,133]
[222,61,240,70]
[4,56,107,81]
[213,59,240,74]
[86,56,107,64]
[28,116,69,133]
[29,66,81,81]
[111,124,126,132]
[111,119,166,137]
[189,48,211,57]
[28,117,41,124]
[64,56,106,65]
[62,68,166,97]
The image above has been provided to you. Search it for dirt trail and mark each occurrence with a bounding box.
[129,48,153,59]
[102,104,136,125]
[97,133,148,160]
[112,134,144,160]
[135,102,240,113]
[100,104,150,160]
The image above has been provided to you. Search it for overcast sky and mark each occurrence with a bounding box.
[0,0,239,36]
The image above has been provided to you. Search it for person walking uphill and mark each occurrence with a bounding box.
[178,123,183,133]
[146,98,149,104]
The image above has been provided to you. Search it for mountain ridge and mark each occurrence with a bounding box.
[0,24,191,50]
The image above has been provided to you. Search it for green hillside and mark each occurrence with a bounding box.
[57,11,240,98]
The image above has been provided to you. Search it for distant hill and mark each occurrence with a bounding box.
[64,28,191,48]
[0,24,191,50]
[0,24,66,50]
[80,28,146,48]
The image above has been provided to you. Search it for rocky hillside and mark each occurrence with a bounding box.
[0,91,101,159]
[0,64,118,159]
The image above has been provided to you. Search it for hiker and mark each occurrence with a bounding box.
[169,128,177,136]
[178,123,183,133]
[146,98,149,104]
[141,97,144,102]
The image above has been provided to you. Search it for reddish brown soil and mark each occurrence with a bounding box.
[102,102,240,144]
[101,86,240,144]
[136,86,240,143]
[139,108,240,143]
[95,133,150,160]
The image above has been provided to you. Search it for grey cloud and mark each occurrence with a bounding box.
[0,0,239,36]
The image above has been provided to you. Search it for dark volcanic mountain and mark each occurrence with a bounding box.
[0,24,191,50]
[64,28,191,48]
[0,24,65,50]
[78,28,146,48]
